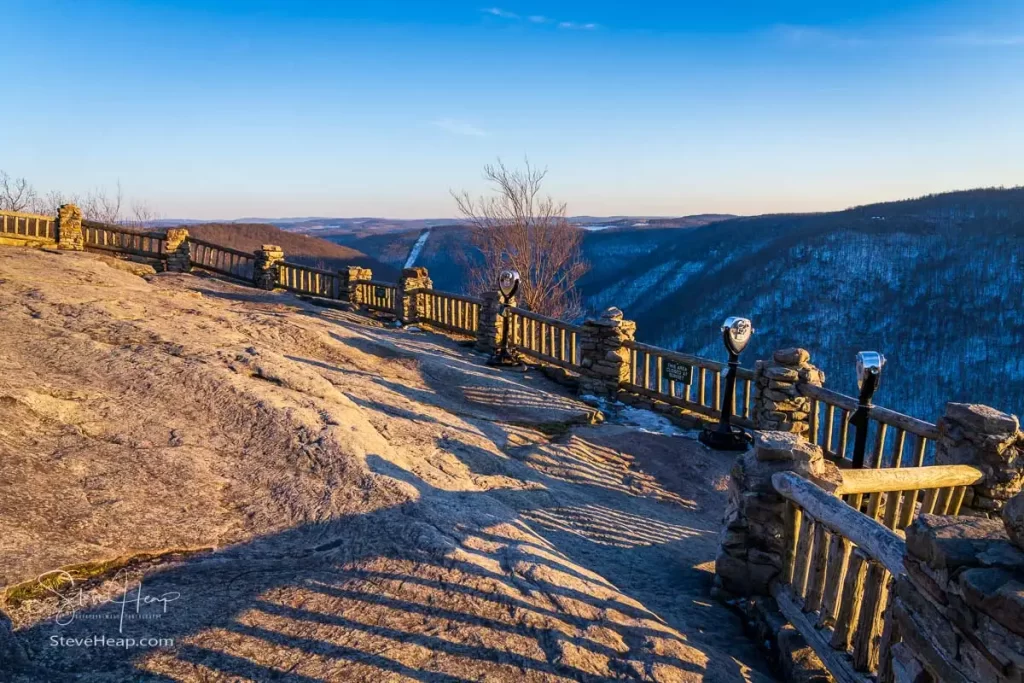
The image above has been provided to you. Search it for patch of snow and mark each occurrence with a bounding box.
[404,229,431,268]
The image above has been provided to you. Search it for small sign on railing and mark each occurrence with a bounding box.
[664,359,693,385]
[375,286,387,299]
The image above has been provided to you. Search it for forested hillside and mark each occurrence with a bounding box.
[188,223,397,279]
[336,188,1024,420]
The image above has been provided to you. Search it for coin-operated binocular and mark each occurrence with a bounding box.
[486,269,524,368]
[849,351,886,468]
[699,317,755,451]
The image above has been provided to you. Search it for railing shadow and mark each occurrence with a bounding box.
[9,451,758,682]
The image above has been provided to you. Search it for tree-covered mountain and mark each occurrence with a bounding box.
[331,188,1024,421]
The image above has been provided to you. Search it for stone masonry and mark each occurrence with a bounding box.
[715,431,841,597]
[935,402,1023,517]
[577,307,636,397]
[164,228,191,273]
[341,266,373,304]
[475,290,516,356]
[396,267,433,324]
[56,203,84,251]
[253,244,284,291]
[889,499,1024,683]
[752,348,825,435]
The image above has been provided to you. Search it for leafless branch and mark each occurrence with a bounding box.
[452,159,589,320]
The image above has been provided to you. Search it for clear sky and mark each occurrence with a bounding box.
[2,0,1022,219]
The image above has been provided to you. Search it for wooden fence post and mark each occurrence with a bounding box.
[56,204,84,250]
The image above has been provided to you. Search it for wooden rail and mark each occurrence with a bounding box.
[622,340,756,427]
[509,306,583,370]
[83,223,166,257]
[189,238,255,281]
[419,289,481,336]
[835,463,981,533]
[799,383,939,467]
[355,280,396,312]
[0,210,56,241]
[773,471,906,683]
[279,261,340,298]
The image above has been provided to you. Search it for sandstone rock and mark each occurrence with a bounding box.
[773,348,810,366]
[1003,490,1024,550]
[946,403,1019,436]
[764,365,800,382]
[906,514,1013,570]
[754,431,821,463]
[959,568,1024,638]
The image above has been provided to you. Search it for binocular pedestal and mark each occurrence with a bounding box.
[699,353,753,451]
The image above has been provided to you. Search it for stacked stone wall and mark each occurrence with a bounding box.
[752,348,824,435]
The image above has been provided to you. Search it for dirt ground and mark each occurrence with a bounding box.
[0,247,775,682]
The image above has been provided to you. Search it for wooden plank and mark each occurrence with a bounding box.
[794,515,815,599]
[876,585,899,683]
[772,472,907,578]
[809,399,819,445]
[798,383,939,440]
[818,535,851,629]
[831,549,868,651]
[805,523,830,613]
[852,562,889,672]
[783,501,802,584]
[772,584,871,683]
[835,465,984,495]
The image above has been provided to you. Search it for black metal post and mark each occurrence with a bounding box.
[715,352,739,434]
[849,372,879,469]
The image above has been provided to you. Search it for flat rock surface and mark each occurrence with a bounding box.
[0,247,774,682]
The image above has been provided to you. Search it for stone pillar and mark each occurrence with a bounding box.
[253,244,284,291]
[890,504,1024,683]
[341,266,373,304]
[475,290,515,355]
[577,307,636,398]
[715,431,840,597]
[752,348,825,436]
[396,267,432,324]
[164,228,191,273]
[935,403,1023,518]
[56,203,84,250]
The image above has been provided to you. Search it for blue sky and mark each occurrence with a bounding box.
[2,0,1022,219]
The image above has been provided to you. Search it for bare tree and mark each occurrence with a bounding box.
[453,159,589,320]
[127,201,156,228]
[0,171,39,212]
[41,189,82,217]
[83,181,124,224]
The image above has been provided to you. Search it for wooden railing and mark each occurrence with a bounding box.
[279,261,340,298]
[0,210,56,241]
[835,464,983,532]
[798,384,939,469]
[355,280,396,312]
[83,223,166,258]
[419,289,481,336]
[509,307,583,370]
[772,471,906,683]
[622,341,756,427]
[189,238,255,281]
